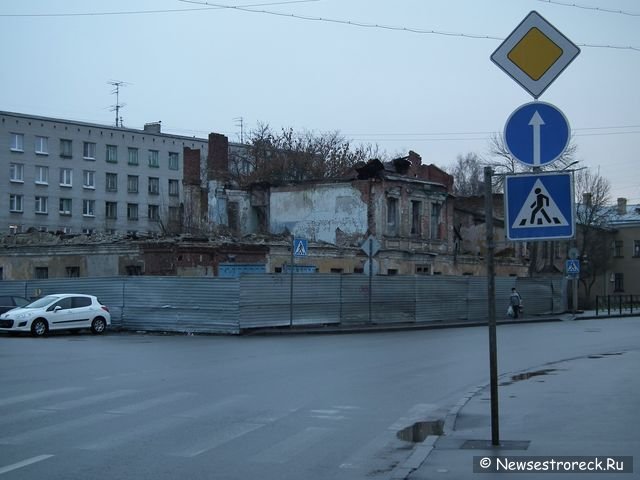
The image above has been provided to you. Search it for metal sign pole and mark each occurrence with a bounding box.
[368,238,373,324]
[290,237,294,328]
[484,167,500,446]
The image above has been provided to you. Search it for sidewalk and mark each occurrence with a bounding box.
[396,341,639,479]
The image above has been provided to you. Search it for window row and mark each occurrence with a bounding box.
[612,240,640,258]
[8,164,179,195]
[8,195,166,221]
[9,133,179,169]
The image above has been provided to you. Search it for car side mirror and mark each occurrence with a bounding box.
[54,306,62,312]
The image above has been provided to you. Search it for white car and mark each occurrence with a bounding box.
[0,294,111,337]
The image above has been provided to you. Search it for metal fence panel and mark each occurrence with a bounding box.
[239,274,341,329]
[123,277,239,334]
[516,278,557,315]
[416,276,470,323]
[0,280,29,298]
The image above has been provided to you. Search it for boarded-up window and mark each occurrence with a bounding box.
[387,197,398,236]
[411,200,422,236]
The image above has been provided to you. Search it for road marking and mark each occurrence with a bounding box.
[251,427,332,464]
[172,394,250,419]
[174,422,265,458]
[0,387,84,408]
[0,455,54,475]
[0,409,51,427]
[78,415,188,451]
[0,414,115,445]
[44,390,138,411]
[107,392,194,414]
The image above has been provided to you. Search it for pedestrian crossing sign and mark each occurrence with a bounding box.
[566,259,580,276]
[293,238,308,257]
[504,172,575,241]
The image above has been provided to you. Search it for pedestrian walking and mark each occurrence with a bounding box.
[509,287,522,318]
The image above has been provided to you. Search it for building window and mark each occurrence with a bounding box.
[127,203,138,220]
[105,201,118,219]
[35,165,49,185]
[66,266,80,278]
[169,152,179,170]
[106,144,118,163]
[411,200,422,236]
[127,175,139,193]
[168,206,180,222]
[148,150,159,167]
[148,177,159,195]
[128,147,139,165]
[59,226,72,234]
[106,173,118,192]
[9,224,23,234]
[82,228,95,235]
[59,168,73,187]
[126,265,143,276]
[83,199,95,217]
[60,139,73,158]
[168,179,179,196]
[35,196,48,214]
[10,133,24,152]
[386,197,398,236]
[83,170,95,189]
[9,194,23,212]
[83,142,96,160]
[59,198,72,215]
[35,136,48,155]
[148,204,160,221]
[430,203,442,240]
[416,265,431,275]
[35,267,48,279]
[612,240,623,258]
[10,163,24,182]
[387,269,398,275]
[614,273,624,292]
[634,240,640,258]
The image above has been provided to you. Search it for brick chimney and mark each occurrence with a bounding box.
[207,133,229,181]
[617,197,627,215]
[143,121,161,134]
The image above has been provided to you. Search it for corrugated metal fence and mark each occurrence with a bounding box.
[0,275,565,334]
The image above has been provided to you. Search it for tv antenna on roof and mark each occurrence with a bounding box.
[108,80,130,127]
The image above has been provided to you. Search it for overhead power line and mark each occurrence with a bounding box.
[179,0,640,52]
[0,0,318,17]
[535,0,640,17]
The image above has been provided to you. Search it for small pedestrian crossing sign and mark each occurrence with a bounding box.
[505,172,575,241]
[293,238,308,257]
[566,259,580,276]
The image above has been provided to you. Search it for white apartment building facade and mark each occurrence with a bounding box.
[2,111,209,235]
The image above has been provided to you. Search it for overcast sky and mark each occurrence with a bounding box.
[2,0,638,202]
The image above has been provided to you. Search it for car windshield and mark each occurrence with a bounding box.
[25,296,61,309]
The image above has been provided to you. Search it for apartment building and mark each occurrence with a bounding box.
[1,111,209,235]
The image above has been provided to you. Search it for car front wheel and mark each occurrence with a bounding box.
[31,318,48,337]
[91,317,107,334]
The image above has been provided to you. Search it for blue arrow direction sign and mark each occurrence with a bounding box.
[504,101,570,167]
[293,238,308,257]
[504,172,575,241]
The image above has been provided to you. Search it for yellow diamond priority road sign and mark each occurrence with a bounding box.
[491,11,580,99]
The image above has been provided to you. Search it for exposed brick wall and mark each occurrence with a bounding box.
[183,147,201,186]
[208,133,229,180]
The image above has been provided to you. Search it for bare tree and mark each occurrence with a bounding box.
[447,152,485,196]
[232,123,379,186]
[573,168,613,306]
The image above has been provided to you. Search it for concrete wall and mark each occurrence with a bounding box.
[270,184,368,244]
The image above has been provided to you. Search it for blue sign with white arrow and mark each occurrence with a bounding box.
[504,101,570,167]
[504,172,575,241]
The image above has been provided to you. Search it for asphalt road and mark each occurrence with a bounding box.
[1,318,638,480]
